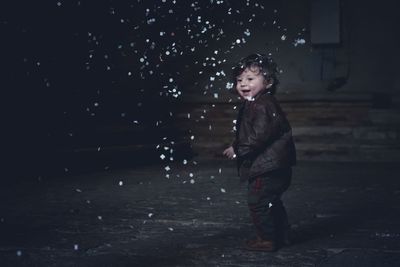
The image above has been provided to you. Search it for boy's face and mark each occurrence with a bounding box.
[235,67,270,100]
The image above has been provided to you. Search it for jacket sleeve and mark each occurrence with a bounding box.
[236,103,274,161]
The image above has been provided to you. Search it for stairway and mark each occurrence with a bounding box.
[175,92,400,162]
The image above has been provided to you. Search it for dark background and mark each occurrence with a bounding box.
[2,0,399,180]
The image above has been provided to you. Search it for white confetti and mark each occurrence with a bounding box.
[118,181,123,186]
[160,154,166,160]
[74,244,79,251]
[168,227,174,231]
[293,38,306,47]
[190,179,195,184]
[221,188,226,193]
[244,96,255,101]
[165,166,171,171]
[226,82,234,89]
[148,213,154,218]
[16,250,22,256]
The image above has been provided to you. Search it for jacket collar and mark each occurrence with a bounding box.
[253,89,272,100]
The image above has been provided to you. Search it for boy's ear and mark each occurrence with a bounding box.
[265,78,274,89]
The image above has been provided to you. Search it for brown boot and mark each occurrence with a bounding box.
[245,236,263,247]
[244,238,277,252]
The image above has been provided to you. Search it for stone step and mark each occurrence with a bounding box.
[175,102,400,127]
[191,141,400,162]
[176,122,400,148]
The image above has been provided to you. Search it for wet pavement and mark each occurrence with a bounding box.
[1,160,400,266]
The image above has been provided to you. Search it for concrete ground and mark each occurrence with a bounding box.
[1,160,400,266]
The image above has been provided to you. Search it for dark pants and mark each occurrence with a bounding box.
[247,168,292,242]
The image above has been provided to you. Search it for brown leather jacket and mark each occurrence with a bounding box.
[233,91,296,181]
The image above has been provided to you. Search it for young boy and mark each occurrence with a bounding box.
[223,54,296,252]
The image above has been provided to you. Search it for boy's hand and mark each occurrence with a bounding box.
[223,146,236,159]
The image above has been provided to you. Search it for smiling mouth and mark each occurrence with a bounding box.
[241,89,251,94]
